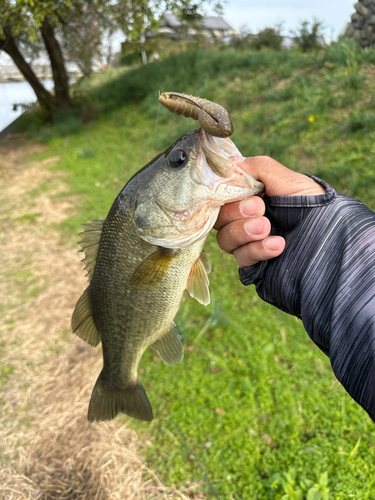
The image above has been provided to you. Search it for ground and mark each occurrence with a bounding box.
[0,134,202,500]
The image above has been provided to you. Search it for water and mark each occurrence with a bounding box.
[0,80,54,132]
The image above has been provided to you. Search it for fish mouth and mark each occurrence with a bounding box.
[192,129,264,197]
[137,129,264,250]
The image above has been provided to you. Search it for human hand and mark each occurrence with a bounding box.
[214,156,326,268]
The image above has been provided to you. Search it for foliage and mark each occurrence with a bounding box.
[231,25,283,51]
[250,26,283,51]
[0,0,222,114]
[24,40,375,498]
[292,20,325,52]
[58,3,104,75]
[270,469,330,500]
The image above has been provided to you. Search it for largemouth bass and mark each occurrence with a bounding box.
[72,95,263,422]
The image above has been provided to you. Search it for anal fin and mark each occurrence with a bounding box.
[150,323,184,365]
[71,290,101,347]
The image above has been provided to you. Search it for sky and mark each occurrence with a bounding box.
[215,0,356,40]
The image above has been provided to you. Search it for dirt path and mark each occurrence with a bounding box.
[0,135,200,500]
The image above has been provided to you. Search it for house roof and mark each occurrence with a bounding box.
[162,12,181,29]
[202,16,232,30]
[161,12,233,31]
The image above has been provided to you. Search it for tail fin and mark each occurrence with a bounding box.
[87,372,153,422]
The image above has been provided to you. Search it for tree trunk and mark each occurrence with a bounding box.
[40,18,71,109]
[0,28,58,115]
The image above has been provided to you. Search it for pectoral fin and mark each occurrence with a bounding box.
[186,255,210,306]
[150,323,184,365]
[71,289,101,346]
[130,248,178,289]
[200,250,211,274]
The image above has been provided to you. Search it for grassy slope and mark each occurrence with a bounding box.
[27,40,375,499]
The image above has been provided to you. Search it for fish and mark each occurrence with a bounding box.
[71,94,264,422]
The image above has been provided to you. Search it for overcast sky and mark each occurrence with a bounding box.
[218,0,356,39]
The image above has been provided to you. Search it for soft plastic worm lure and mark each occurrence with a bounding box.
[158,92,233,138]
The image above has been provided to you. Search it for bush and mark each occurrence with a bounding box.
[231,26,283,51]
[250,27,283,51]
[53,109,82,136]
[293,20,325,52]
[39,127,58,144]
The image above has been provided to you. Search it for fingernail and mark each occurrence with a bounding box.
[244,219,264,236]
[240,198,257,216]
[262,237,281,251]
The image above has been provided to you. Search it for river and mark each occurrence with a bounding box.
[0,80,54,132]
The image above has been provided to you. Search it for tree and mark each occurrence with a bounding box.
[0,0,75,114]
[0,0,222,117]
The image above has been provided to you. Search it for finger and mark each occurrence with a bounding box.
[233,236,286,268]
[231,156,326,197]
[214,195,265,231]
[216,216,271,254]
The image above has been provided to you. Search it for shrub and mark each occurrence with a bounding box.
[293,20,325,52]
[53,109,82,136]
[231,26,283,51]
[39,127,58,144]
[250,27,283,51]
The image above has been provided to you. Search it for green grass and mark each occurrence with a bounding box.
[24,39,375,499]
[13,212,42,224]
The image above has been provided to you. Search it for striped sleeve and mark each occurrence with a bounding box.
[239,175,375,422]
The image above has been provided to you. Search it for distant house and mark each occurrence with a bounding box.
[147,12,238,45]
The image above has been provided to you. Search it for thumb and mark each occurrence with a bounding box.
[231,156,325,197]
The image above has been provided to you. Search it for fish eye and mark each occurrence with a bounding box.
[169,149,188,169]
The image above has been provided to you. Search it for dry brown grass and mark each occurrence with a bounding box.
[0,135,203,500]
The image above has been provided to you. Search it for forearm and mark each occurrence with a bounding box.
[239,176,375,421]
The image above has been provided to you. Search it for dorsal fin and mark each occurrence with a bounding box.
[186,253,210,306]
[77,219,104,281]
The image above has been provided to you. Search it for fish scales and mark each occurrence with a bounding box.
[90,193,201,383]
[72,97,264,423]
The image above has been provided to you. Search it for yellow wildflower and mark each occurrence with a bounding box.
[308,115,315,122]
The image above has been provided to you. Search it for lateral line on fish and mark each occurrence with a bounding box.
[151,93,161,156]
[143,375,223,500]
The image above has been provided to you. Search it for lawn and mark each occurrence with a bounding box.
[22,39,375,499]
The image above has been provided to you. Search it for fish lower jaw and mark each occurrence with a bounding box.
[213,182,262,204]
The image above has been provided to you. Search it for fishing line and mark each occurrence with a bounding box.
[151,382,222,500]
[151,91,161,156]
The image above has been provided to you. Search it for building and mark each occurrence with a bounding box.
[148,12,237,45]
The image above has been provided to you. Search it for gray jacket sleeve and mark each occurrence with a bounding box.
[239,175,375,422]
